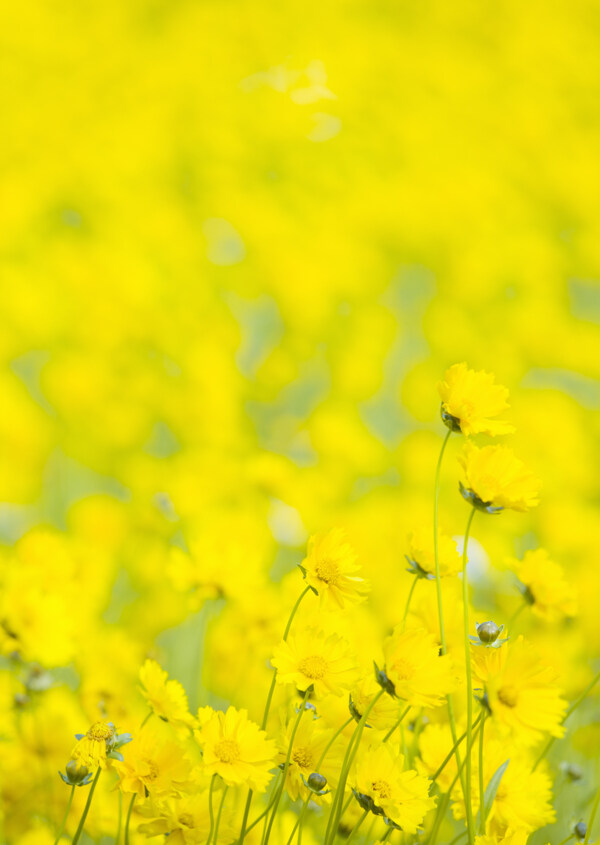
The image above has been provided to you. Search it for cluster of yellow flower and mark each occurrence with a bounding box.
[3,364,596,845]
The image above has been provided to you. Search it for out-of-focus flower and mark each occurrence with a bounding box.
[383,627,457,708]
[300,528,369,609]
[405,525,462,578]
[458,444,541,513]
[514,549,577,622]
[138,660,196,731]
[272,628,357,697]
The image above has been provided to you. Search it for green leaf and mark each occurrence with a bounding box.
[477,758,510,831]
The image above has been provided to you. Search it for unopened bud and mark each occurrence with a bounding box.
[476,621,502,644]
[61,759,92,786]
[574,822,587,841]
[560,762,583,782]
[307,773,327,793]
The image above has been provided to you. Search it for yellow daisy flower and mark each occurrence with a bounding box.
[351,741,435,834]
[301,528,369,609]
[349,674,402,732]
[472,635,567,746]
[116,721,194,798]
[278,712,344,801]
[514,548,577,622]
[458,443,541,513]
[272,628,357,697]
[71,721,115,769]
[406,525,462,578]
[383,626,457,708]
[196,706,277,792]
[138,659,196,730]
[438,362,515,436]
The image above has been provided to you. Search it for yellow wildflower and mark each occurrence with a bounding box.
[438,362,515,436]
[458,443,541,513]
[349,674,402,732]
[139,659,196,730]
[116,721,194,798]
[196,706,277,791]
[514,549,577,622]
[406,525,462,578]
[351,741,435,834]
[383,626,457,708]
[278,712,344,801]
[272,628,357,697]
[301,528,369,609]
[71,721,115,769]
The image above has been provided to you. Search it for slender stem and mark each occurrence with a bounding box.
[242,773,282,839]
[433,429,466,802]
[557,837,575,845]
[478,713,486,833]
[139,710,152,729]
[532,668,600,771]
[238,586,311,845]
[345,809,368,844]
[285,717,354,845]
[71,767,101,845]
[213,785,229,844]
[431,714,481,782]
[325,690,385,845]
[402,578,418,626]
[124,793,136,845]
[116,789,122,845]
[382,705,411,743]
[380,827,393,842]
[461,506,477,845]
[448,832,469,845]
[263,690,311,845]
[585,784,600,844]
[207,775,217,845]
[53,785,75,845]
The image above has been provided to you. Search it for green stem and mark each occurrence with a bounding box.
[53,784,75,845]
[124,793,136,845]
[402,578,418,626]
[263,690,311,845]
[285,717,354,845]
[532,668,600,771]
[242,773,282,840]
[433,429,466,803]
[345,809,368,844]
[116,790,122,845]
[584,784,600,844]
[382,705,411,743]
[238,586,311,845]
[507,601,526,632]
[207,774,217,845]
[325,690,385,845]
[461,506,477,845]
[478,713,486,833]
[431,714,481,782]
[213,785,229,844]
[71,767,101,845]
[380,827,394,842]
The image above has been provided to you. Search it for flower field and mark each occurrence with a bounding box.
[1,2,599,844]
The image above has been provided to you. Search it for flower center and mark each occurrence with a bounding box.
[178,813,194,828]
[299,655,328,680]
[390,657,415,681]
[497,685,519,708]
[86,722,114,742]
[142,758,159,781]
[315,557,340,585]
[292,746,313,769]
[371,779,391,800]
[214,739,240,763]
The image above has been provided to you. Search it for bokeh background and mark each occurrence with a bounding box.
[1,1,599,842]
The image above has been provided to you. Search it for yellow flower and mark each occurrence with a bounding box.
[278,712,344,801]
[71,721,115,769]
[514,549,577,622]
[139,659,196,731]
[116,721,194,798]
[272,628,357,697]
[196,706,277,791]
[406,525,462,578]
[438,362,515,436]
[349,674,402,732]
[472,635,567,746]
[383,626,457,708]
[351,741,435,834]
[475,830,529,845]
[137,794,232,844]
[458,443,541,513]
[301,528,369,609]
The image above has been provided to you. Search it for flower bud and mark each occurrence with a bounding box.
[574,822,587,841]
[59,758,93,786]
[560,762,583,782]
[307,772,327,793]
[476,621,503,644]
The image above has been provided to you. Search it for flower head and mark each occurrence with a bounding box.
[195,706,277,792]
[116,721,194,799]
[70,720,131,769]
[458,443,541,513]
[139,659,196,731]
[383,627,457,708]
[438,363,515,437]
[351,741,435,833]
[405,526,462,579]
[277,712,343,801]
[514,549,577,622]
[300,528,369,609]
[272,628,357,697]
